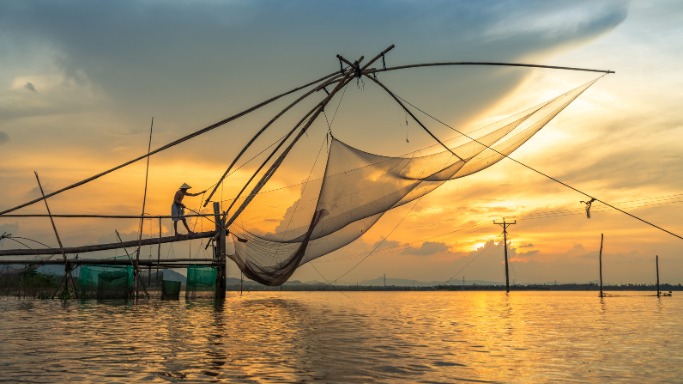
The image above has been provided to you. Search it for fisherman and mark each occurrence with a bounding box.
[172,183,205,236]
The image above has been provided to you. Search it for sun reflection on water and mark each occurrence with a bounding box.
[1,291,682,382]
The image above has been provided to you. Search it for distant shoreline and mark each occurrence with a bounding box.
[227,283,682,292]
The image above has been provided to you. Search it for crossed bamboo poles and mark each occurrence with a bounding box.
[1,44,635,260]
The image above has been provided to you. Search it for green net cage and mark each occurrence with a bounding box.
[78,265,133,300]
[161,280,182,300]
[186,266,216,299]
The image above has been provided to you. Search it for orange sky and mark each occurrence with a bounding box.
[1,1,682,285]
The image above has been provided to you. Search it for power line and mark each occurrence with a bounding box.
[395,88,683,241]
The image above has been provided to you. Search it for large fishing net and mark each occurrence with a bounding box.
[228,79,598,285]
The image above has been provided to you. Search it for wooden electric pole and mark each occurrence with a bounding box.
[493,218,516,293]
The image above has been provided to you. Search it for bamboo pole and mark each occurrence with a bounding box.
[34,172,77,299]
[219,102,321,224]
[370,61,614,75]
[0,230,216,256]
[203,70,348,207]
[0,70,342,217]
[0,258,215,266]
[223,62,374,228]
[132,118,154,299]
[221,47,392,228]
[116,230,149,299]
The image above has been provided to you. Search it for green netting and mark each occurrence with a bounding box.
[78,265,133,300]
[186,266,216,299]
[161,280,181,300]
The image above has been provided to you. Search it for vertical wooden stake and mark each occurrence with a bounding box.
[656,255,660,298]
[157,218,162,277]
[213,202,226,300]
[599,233,605,298]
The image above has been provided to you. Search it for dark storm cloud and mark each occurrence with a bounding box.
[0,0,628,118]
[0,131,8,144]
[24,82,36,92]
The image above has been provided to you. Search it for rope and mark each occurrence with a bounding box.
[392,85,683,241]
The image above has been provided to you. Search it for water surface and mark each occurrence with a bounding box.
[1,291,681,383]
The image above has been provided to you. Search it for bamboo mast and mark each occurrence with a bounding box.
[223,46,395,228]
[370,61,614,75]
[223,63,359,228]
[218,104,321,223]
[203,71,348,207]
[134,117,154,299]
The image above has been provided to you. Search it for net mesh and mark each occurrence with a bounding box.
[228,79,597,286]
[185,266,216,299]
[78,265,133,300]
[161,280,181,300]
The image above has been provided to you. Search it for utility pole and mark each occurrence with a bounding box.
[493,218,516,293]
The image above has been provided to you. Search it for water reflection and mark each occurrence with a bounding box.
[1,292,682,383]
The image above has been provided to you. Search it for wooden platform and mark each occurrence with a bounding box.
[0,230,216,257]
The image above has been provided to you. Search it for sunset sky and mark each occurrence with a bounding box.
[1,0,682,285]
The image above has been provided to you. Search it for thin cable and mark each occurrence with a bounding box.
[395,86,683,241]
[332,197,422,284]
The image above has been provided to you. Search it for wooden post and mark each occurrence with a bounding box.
[599,233,605,298]
[656,255,660,298]
[115,230,149,299]
[157,218,162,276]
[35,172,77,299]
[213,202,227,300]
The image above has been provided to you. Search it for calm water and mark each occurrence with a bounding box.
[1,291,681,383]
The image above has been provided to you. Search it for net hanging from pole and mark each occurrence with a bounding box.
[228,78,598,286]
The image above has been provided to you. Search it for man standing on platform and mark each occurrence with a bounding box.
[172,183,204,236]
